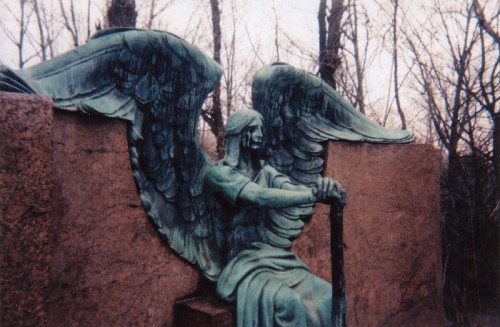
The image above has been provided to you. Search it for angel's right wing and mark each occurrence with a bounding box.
[0,29,224,281]
[251,63,412,248]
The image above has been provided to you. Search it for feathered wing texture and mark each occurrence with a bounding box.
[252,63,413,245]
[1,29,224,281]
[253,62,413,185]
[0,66,37,94]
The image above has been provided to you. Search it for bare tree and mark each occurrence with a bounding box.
[32,0,47,61]
[0,0,101,68]
[135,0,175,30]
[106,0,137,28]
[223,14,236,118]
[318,0,346,89]
[469,0,500,307]
[390,0,407,129]
[222,0,239,116]
[0,0,34,68]
[225,1,264,110]
[59,0,81,47]
[340,0,367,114]
[39,1,60,59]
[201,0,225,158]
[29,0,65,61]
[18,0,30,67]
[404,1,498,321]
[201,0,264,156]
[472,0,500,45]
[471,0,500,208]
[147,0,156,29]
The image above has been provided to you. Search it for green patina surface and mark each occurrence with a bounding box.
[0,29,412,327]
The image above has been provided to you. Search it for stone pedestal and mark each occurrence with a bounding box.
[175,297,234,327]
[293,142,444,327]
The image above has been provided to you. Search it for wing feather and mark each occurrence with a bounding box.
[2,29,224,281]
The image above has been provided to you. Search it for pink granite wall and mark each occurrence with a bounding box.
[293,142,444,327]
[1,92,200,326]
[48,111,200,326]
[0,93,54,326]
[2,92,444,326]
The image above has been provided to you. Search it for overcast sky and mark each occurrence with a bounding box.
[2,0,483,134]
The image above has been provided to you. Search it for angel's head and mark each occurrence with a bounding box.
[223,109,264,167]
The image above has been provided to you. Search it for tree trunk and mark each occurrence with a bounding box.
[318,0,345,89]
[106,0,137,28]
[209,0,225,158]
[350,0,365,114]
[18,0,26,68]
[32,0,47,61]
[494,112,500,306]
[391,0,406,129]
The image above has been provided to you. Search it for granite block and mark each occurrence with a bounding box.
[293,142,444,327]
[48,111,200,326]
[0,92,54,326]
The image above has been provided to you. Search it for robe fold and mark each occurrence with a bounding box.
[217,243,332,327]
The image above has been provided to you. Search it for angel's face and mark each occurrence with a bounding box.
[241,119,263,152]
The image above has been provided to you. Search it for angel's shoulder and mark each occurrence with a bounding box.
[205,163,244,183]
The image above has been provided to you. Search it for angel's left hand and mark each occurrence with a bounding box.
[312,177,347,206]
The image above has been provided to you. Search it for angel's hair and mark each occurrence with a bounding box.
[223,109,264,167]
[225,108,263,136]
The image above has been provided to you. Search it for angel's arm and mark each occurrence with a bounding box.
[238,182,316,208]
[205,165,317,207]
[281,177,346,205]
[239,176,345,207]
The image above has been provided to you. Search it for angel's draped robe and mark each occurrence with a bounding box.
[205,163,332,327]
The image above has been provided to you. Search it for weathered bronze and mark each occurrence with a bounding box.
[0,29,412,327]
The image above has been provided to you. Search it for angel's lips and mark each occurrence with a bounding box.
[250,141,261,150]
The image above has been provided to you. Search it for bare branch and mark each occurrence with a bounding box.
[59,0,78,47]
[391,0,407,129]
[472,0,500,45]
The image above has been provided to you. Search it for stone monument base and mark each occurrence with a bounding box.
[1,91,444,326]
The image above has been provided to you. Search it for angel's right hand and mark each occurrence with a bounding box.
[313,177,347,206]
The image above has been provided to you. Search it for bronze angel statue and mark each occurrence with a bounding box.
[0,29,411,326]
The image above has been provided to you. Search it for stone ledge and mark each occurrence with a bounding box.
[175,297,235,327]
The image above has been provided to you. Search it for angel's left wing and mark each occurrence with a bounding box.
[253,63,412,186]
[0,29,224,281]
[251,63,412,246]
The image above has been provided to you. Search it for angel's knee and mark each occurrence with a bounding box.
[274,286,306,324]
